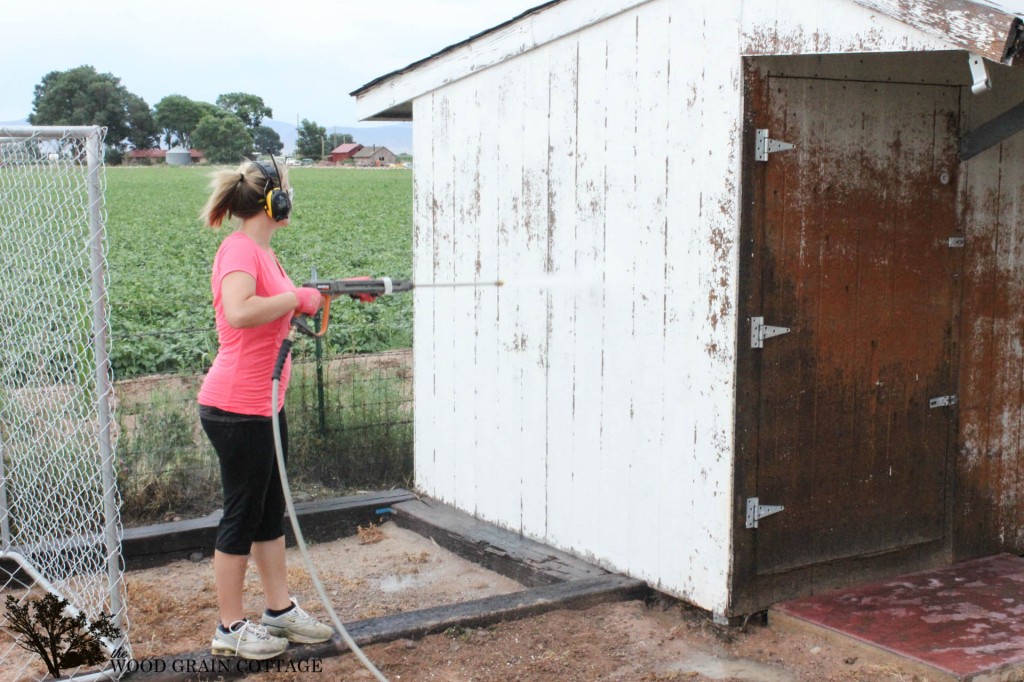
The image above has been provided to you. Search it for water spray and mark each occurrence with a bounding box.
[269,276,503,680]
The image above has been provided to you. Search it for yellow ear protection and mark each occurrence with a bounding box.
[253,157,292,221]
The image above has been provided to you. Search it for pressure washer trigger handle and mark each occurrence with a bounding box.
[290,289,331,338]
[313,294,331,337]
[290,315,316,338]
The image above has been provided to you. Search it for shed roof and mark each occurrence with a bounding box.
[351,0,563,99]
[331,143,362,154]
[852,0,1024,61]
[351,0,1024,122]
[352,146,394,158]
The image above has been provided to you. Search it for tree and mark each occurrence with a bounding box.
[5,593,121,679]
[124,93,158,149]
[29,65,153,150]
[327,132,354,149]
[216,92,272,133]
[154,95,217,149]
[296,119,326,160]
[253,126,283,155]
[193,112,253,164]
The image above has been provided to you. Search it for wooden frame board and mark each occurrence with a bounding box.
[120,492,648,680]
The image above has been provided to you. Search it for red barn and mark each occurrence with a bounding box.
[329,143,363,163]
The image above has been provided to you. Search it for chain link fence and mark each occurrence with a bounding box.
[0,126,130,681]
[0,128,415,680]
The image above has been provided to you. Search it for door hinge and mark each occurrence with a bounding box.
[755,128,795,161]
[751,316,791,349]
[948,237,965,248]
[929,394,959,409]
[746,497,785,529]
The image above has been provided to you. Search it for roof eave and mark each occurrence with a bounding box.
[353,0,1024,122]
[851,0,1024,63]
[349,0,564,99]
[350,0,652,122]
[361,102,414,123]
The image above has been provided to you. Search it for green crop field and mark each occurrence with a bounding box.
[104,166,414,378]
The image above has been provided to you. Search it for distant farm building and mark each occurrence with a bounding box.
[352,145,396,167]
[127,148,204,165]
[329,143,363,162]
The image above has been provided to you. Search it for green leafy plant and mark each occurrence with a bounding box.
[4,594,121,679]
[116,389,221,522]
[104,166,414,378]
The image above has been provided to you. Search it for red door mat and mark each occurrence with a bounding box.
[771,554,1024,679]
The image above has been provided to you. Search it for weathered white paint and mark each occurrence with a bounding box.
[851,0,1021,62]
[741,0,957,55]
[371,0,1012,613]
[411,0,743,613]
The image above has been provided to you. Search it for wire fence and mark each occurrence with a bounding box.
[111,325,413,527]
[0,126,130,681]
[0,127,412,680]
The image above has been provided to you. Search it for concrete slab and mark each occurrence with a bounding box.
[771,554,1024,681]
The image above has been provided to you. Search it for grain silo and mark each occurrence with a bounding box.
[165,147,191,166]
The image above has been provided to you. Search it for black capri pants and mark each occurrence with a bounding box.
[200,407,288,555]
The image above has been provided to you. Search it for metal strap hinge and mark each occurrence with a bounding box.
[929,395,958,409]
[746,497,784,529]
[751,316,790,349]
[755,129,795,161]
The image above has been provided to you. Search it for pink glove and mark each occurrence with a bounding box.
[292,287,323,316]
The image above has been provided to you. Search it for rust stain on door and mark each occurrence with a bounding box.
[752,76,962,575]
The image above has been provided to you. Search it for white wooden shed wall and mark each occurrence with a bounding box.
[384,0,976,613]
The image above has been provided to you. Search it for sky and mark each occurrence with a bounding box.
[1,0,546,129]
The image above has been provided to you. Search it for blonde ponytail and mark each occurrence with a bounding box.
[200,161,266,227]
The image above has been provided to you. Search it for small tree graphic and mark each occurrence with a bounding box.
[4,594,121,679]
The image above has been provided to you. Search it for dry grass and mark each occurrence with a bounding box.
[356,523,386,545]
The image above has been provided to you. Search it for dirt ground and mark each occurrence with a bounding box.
[139,522,933,682]
[9,522,929,682]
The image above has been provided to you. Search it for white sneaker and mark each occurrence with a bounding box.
[211,619,289,659]
[261,598,334,644]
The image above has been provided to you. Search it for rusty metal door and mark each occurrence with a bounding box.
[750,77,962,576]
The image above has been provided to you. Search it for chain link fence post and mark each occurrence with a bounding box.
[0,126,130,680]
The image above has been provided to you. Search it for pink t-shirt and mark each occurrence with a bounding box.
[198,231,294,415]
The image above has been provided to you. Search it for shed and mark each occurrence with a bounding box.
[352,145,397,167]
[329,142,363,163]
[351,0,1024,618]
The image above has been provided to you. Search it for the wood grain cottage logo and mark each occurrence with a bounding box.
[110,651,325,675]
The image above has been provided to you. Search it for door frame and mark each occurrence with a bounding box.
[730,56,960,616]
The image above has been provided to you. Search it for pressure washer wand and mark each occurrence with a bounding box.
[414,280,505,289]
[297,277,504,337]
[301,277,504,297]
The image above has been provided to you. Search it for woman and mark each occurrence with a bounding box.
[197,157,332,660]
